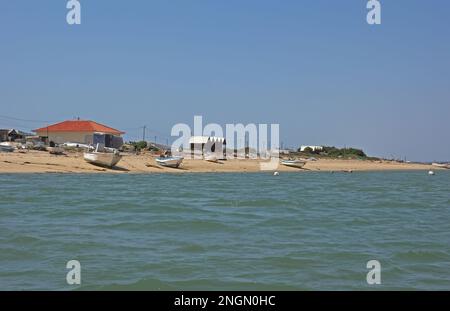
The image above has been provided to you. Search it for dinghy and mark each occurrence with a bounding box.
[204,154,218,163]
[0,142,15,152]
[281,159,306,168]
[155,156,184,168]
[84,144,122,168]
[432,163,450,169]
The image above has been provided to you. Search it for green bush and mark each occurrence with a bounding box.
[130,141,148,151]
[322,146,366,158]
[297,145,368,158]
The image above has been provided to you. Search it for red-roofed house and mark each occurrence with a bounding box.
[34,120,125,146]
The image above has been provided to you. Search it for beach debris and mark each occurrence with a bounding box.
[47,146,65,155]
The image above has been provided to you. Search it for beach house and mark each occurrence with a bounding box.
[34,120,125,148]
[0,129,28,142]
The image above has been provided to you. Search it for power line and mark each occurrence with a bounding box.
[0,114,54,124]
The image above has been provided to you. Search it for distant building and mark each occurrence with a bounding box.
[300,145,323,152]
[188,136,226,158]
[0,129,29,142]
[34,120,125,148]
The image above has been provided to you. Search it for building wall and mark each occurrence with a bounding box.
[35,131,94,144]
[189,142,226,158]
[0,130,8,142]
[300,145,323,152]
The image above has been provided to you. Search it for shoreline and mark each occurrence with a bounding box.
[0,150,441,174]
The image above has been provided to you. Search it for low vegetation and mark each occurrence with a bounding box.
[129,141,148,151]
[296,146,377,160]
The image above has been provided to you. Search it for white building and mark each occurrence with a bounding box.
[188,136,226,158]
[300,145,323,152]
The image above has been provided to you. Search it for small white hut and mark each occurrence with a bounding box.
[188,136,226,159]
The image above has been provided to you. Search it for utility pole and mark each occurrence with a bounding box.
[142,126,146,142]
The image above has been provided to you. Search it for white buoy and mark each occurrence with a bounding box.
[428,170,435,175]
[273,171,279,176]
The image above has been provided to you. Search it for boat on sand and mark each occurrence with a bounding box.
[155,156,184,168]
[204,154,218,163]
[432,163,450,169]
[281,159,306,169]
[0,142,15,152]
[84,144,122,168]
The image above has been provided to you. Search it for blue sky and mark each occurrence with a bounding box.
[1,1,449,161]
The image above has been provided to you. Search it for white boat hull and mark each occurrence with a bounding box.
[84,152,122,168]
[0,145,14,152]
[432,163,450,169]
[204,155,218,162]
[155,156,183,168]
[281,160,306,168]
[0,142,15,152]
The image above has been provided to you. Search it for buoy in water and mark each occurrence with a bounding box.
[273,171,279,176]
[428,170,435,175]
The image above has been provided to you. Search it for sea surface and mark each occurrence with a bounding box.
[0,171,449,290]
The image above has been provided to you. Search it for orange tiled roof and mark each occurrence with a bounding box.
[34,120,124,135]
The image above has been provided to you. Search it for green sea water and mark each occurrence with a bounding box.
[0,171,449,290]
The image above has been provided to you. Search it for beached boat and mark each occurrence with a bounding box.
[204,154,218,163]
[155,156,184,168]
[281,159,306,168]
[432,163,450,169]
[84,145,122,168]
[0,142,15,152]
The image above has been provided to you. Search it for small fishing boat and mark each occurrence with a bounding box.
[155,156,184,168]
[84,144,122,168]
[204,154,218,163]
[432,163,450,169]
[281,159,306,168]
[0,142,15,152]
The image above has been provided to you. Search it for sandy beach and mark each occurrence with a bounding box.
[0,150,439,174]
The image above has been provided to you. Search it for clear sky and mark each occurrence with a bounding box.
[1,1,449,161]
